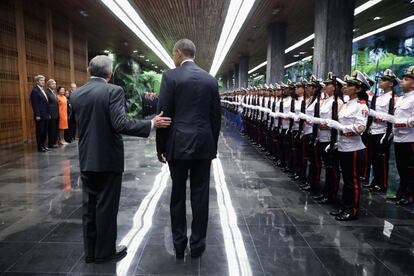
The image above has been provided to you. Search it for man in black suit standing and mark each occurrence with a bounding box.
[45,79,59,148]
[71,55,171,264]
[30,75,50,152]
[156,39,221,259]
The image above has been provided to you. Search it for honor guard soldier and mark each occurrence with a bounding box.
[314,73,345,201]
[365,69,399,193]
[326,71,370,221]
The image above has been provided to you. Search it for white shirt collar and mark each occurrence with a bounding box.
[37,85,45,91]
[90,76,108,83]
[180,59,194,66]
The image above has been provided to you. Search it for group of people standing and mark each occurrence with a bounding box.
[141,92,159,117]
[221,66,414,221]
[30,75,77,152]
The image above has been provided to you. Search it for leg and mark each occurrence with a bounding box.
[95,173,122,259]
[189,160,211,254]
[168,160,189,252]
[81,172,98,259]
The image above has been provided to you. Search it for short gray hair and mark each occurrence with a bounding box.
[34,75,45,82]
[88,55,112,78]
[173,39,196,58]
[47,79,56,86]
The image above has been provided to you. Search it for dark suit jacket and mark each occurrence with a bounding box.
[71,78,152,173]
[156,61,221,161]
[45,88,59,119]
[30,86,50,119]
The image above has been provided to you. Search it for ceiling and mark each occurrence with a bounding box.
[37,0,414,76]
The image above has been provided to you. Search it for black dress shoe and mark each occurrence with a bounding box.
[369,185,384,193]
[175,251,185,259]
[95,246,127,263]
[312,194,324,200]
[317,197,333,204]
[301,185,311,191]
[85,256,95,263]
[396,198,413,206]
[293,175,301,181]
[330,208,344,216]
[191,248,205,258]
[335,212,357,221]
[38,148,47,152]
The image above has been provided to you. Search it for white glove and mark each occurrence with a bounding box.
[326,119,345,131]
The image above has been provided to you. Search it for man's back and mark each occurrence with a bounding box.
[156,61,221,160]
[71,78,151,172]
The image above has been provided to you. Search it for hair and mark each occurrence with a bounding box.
[173,39,196,58]
[88,55,112,78]
[357,88,369,102]
[57,86,65,94]
[34,75,45,82]
[47,79,56,86]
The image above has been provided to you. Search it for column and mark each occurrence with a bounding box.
[266,23,286,84]
[312,0,355,78]
[239,56,249,88]
[69,22,75,83]
[46,9,54,78]
[222,74,228,91]
[234,63,239,89]
[227,70,233,90]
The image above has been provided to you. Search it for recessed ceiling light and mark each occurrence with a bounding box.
[373,16,383,21]
[299,51,306,55]
[79,10,89,17]
[411,0,414,3]
[293,54,300,57]
[353,28,359,32]
[133,50,138,53]
[139,55,145,58]
[145,59,149,62]
[103,50,110,53]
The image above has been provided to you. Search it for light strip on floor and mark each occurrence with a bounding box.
[100,0,175,69]
[247,0,383,74]
[209,0,256,77]
[213,156,252,276]
[353,15,414,43]
[116,165,170,276]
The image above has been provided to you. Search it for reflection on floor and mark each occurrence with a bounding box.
[1,124,414,275]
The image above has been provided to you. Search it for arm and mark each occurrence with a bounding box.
[109,86,151,137]
[210,81,221,149]
[30,90,41,118]
[327,105,368,134]
[156,72,174,154]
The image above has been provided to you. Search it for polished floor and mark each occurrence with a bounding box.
[1,124,414,276]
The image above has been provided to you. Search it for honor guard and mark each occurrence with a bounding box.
[327,71,370,221]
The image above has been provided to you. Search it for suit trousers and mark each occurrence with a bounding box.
[48,118,59,147]
[394,142,414,200]
[168,159,211,253]
[81,171,122,259]
[35,118,48,150]
[339,149,364,217]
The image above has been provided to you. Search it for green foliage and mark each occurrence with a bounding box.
[112,55,162,117]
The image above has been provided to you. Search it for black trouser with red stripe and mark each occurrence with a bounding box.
[361,133,372,182]
[308,141,321,190]
[319,142,340,201]
[299,134,311,180]
[339,149,365,217]
[394,142,414,200]
[368,133,391,191]
[279,130,287,168]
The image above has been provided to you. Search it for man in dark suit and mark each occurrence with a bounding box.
[156,39,221,259]
[30,75,50,152]
[45,79,59,148]
[71,55,171,264]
